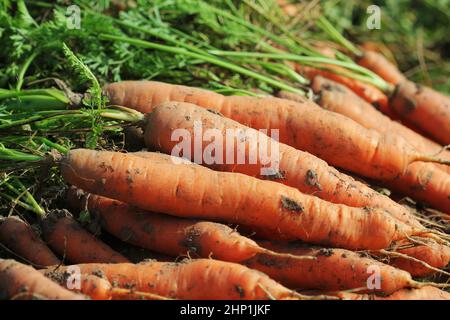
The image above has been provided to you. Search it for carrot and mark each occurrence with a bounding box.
[105,81,449,180]
[248,240,421,294]
[383,162,450,213]
[41,210,129,264]
[41,269,170,300]
[293,64,391,114]
[0,259,85,300]
[311,75,450,163]
[386,238,450,277]
[66,188,312,263]
[308,76,450,212]
[142,101,424,228]
[338,286,450,300]
[61,149,425,250]
[0,216,60,267]
[390,80,450,145]
[44,259,326,300]
[357,50,406,85]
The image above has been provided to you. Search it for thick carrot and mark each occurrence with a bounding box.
[41,210,129,264]
[339,286,450,300]
[0,216,60,267]
[0,259,85,300]
[61,149,425,250]
[248,240,420,294]
[387,238,450,277]
[105,81,449,180]
[142,101,423,228]
[41,269,169,300]
[357,50,406,85]
[66,188,308,263]
[390,80,450,145]
[45,260,319,300]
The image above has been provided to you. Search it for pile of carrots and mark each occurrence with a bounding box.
[1,2,450,302]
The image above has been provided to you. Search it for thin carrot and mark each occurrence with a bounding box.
[0,216,60,267]
[308,76,450,212]
[141,101,424,228]
[41,269,170,300]
[0,259,85,300]
[310,75,450,164]
[338,286,450,300]
[44,260,324,300]
[61,149,425,250]
[390,80,450,145]
[41,210,129,264]
[357,50,406,85]
[293,64,391,114]
[105,81,449,180]
[249,240,421,294]
[386,238,450,277]
[383,162,450,213]
[66,188,312,263]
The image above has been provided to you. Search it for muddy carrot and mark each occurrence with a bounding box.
[60,148,426,250]
[41,210,129,264]
[0,216,60,267]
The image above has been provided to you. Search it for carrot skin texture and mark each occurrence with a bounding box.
[47,260,301,300]
[0,259,85,300]
[143,101,423,228]
[293,64,390,113]
[249,241,415,294]
[357,50,405,85]
[41,212,129,264]
[390,80,450,145]
[390,239,450,277]
[67,189,271,262]
[61,149,423,250]
[105,81,433,180]
[0,216,60,267]
[339,286,450,300]
[42,270,113,300]
[309,76,450,212]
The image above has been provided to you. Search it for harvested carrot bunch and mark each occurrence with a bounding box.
[0,0,448,303]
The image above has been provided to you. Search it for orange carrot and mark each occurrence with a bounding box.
[390,80,450,145]
[46,260,319,300]
[308,76,450,212]
[293,64,390,113]
[387,238,450,277]
[41,269,169,300]
[61,149,425,250]
[338,286,450,300]
[248,240,420,294]
[142,101,423,228]
[105,81,449,180]
[0,216,60,267]
[0,259,85,300]
[357,50,406,85]
[311,75,450,162]
[41,211,129,264]
[383,162,450,213]
[66,188,309,263]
